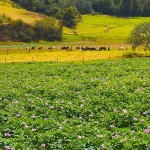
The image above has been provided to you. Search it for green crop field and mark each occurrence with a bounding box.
[63,15,150,44]
[0,58,150,149]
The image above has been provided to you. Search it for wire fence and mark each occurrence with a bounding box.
[0,44,148,63]
[0,44,134,55]
[0,53,119,63]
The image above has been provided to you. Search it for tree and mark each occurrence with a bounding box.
[63,7,79,28]
[34,18,62,41]
[142,1,150,17]
[128,22,150,50]
[131,0,143,16]
[119,0,133,16]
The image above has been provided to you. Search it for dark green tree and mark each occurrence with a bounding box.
[128,22,150,50]
[63,7,79,28]
[13,0,150,17]
[119,0,133,16]
[132,0,143,16]
[142,1,150,17]
[34,18,62,41]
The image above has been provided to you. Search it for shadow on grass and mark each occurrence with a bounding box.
[122,52,150,58]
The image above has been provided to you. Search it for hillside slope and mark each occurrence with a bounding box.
[63,15,150,44]
[0,0,46,24]
[1,0,150,44]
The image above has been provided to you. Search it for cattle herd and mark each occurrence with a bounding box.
[25,46,110,51]
[61,46,110,51]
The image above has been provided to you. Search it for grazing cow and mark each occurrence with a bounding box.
[48,47,55,50]
[119,47,124,51]
[98,47,107,51]
[76,47,80,50]
[38,47,43,49]
[61,46,70,50]
[31,47,36,49]
[81,47,96,51]
[90,47,97,51]
[81,47,88,51]
[25,46,29,49]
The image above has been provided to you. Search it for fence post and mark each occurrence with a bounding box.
[5,58,6,63]
[83,57,84,61]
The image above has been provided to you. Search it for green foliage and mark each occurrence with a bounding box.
[34,18,62,41]
[0,59,150,149]
[0,16,62,42]
[119,0,133,16]
[12,0,150,17]
[0,18,35,42]
[0,14,11,24]
[63,7,79,28]
[128,22,150,50]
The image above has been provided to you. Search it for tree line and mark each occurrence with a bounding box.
[0,15,62,42]
[13,0,150,17]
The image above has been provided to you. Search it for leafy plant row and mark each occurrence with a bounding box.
[0,58,150,149]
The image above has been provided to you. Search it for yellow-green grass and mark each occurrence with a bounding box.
[63,15,150,44]
[1,0,150,44]
[0,48,149,63]
[0,0,46,24]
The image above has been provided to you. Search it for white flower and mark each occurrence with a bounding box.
[50,106,55,109]
[59,126,63,130]
[122,109,127,113]
[4,146,11,150]
[97,134,104,138]
[114,108,117,112]
[24,124,29,129]
[41,143,46,148]
[30,114,36,119]
[110,125,115,128]
[31,128,37,132]
[77,135,84,139]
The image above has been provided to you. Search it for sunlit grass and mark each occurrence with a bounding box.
[1,0,150,44]
[0,48,149,63]
[0,0,46,24]
[63,15,150,43]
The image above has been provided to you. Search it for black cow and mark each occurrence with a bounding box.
[76,47,80,50]
[81,47,96,51]
[90,47,97,51]
[31,47,36,49]
[99,47,107,51]
[61,46,70,50]
[38,47,43,49]
[81,47,88,51]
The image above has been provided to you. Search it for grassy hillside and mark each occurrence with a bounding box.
[63,15,150,44]
[0,59,150,149]
[0,0,150,44]
[0,0,46,24]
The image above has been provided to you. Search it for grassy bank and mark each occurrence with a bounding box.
[0,0,46,24]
